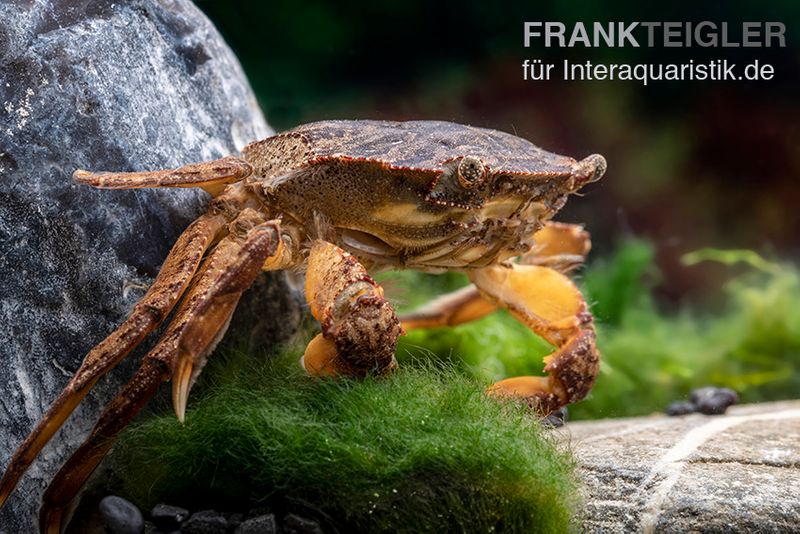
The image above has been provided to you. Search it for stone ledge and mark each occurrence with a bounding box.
[557,400,800,533]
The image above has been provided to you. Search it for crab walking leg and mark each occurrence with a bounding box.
[399,221,591,330]
[468,264,598,414]
[0,213,226,508]
[170,217,288,422]
[301,240,403,378]
[73,156,253,196]
[38,219,280,534]
[398,285,497,330]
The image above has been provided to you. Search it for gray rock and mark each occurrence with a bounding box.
[283,514,324,534]
[99,495,144,534]
[236,513,277,534]
[181,510,228,534]
[665,400,696,416]
[227,512,245,530]
[543,406,568,428]
[0,1,302,531]
[690,386,739,415]
[150,503,189,530]
[557,400,800,533]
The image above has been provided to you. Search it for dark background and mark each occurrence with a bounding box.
[197,0,800,307]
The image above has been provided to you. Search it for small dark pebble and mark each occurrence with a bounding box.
[283,513,324,534]
[542,407,568,428]
[236,513,277,534]
[99,495,144,534]
[666,400,697,416]
[181,510,228,534]
[150,503,190,530]
[691,387,738,415]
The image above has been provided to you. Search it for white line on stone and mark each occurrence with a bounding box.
[51,358,73,378]
[13,351,39,417]
[639,408,800,534]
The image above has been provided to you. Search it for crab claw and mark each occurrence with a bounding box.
[301,240,402,378]
[469,263,600,414]
[487,327,598,413]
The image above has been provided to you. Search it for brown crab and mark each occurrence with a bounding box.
[0,120,605,532]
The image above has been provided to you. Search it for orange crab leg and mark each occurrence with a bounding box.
[73,156,252,196]
[398,284,497,330]
[39,217,281,533]
[0,213,226,509]
[469,263,598,414]
[399,221,591,330]
[301,240,403,378]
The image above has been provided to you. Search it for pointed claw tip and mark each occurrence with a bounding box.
[171,357,193,425]
[173,391,187,424]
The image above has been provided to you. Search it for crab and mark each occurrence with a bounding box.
[0,120,605,532]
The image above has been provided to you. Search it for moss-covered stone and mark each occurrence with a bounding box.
[113,352,578,533]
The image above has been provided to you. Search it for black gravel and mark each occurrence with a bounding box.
[543,407,569,428]
[236,513,277,534]
[666,387,739,416]
[151,504,190,531]
[99,495,145,534]
[181,510,229,534]
[98,498,327,534]
[283,514,325,534]
[691,387,739,415]
[666,400,697,416]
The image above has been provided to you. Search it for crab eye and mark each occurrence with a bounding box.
[457,156,486,188]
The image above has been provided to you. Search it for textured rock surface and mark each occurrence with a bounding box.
[557,400,800,533]
[0,1,302,531]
